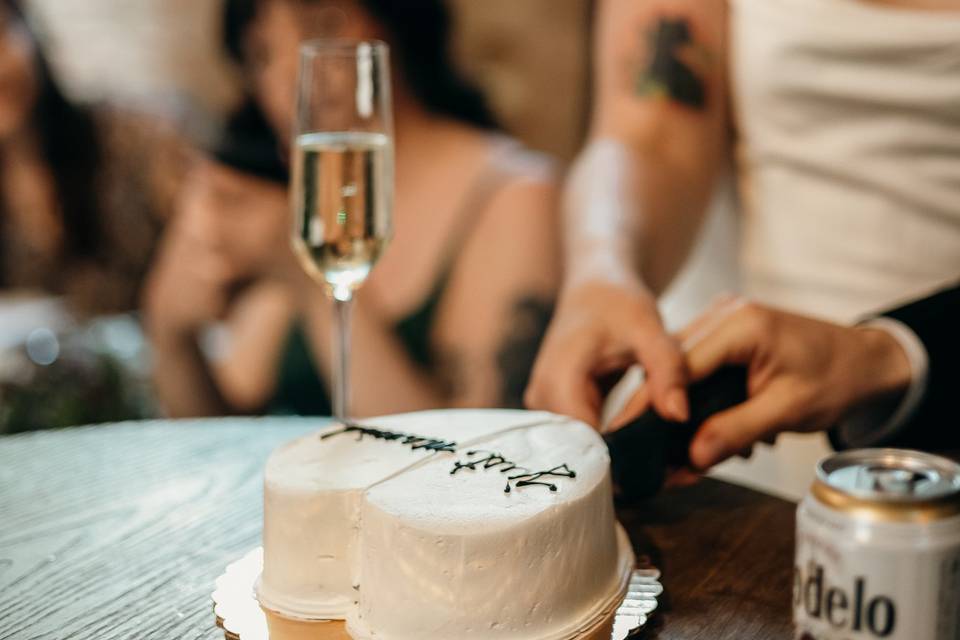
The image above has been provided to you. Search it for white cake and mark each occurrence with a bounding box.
[257,409,633,639]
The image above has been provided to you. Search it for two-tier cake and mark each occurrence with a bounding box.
[257,409,634,639]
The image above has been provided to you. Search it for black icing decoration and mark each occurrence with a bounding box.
[321,422,457,453]
[324,424,578,494]
[450,450,577,494]
[450,450,527,475]
[506,465,577,494]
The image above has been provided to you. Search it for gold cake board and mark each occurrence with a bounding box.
[260,610,610,640]
[213,548,662,640]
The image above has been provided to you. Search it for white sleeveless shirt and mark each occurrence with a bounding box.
[708,0,960,498]
[732,0,960,324]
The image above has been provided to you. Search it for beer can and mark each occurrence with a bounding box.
[794,449,960,640]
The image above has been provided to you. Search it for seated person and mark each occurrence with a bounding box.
[143,0,561,418]
[0,0,188,316]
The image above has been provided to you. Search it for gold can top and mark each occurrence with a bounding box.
[813,448,960,523]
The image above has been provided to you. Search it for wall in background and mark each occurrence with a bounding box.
[452,0,592,159]
[22,0,592,159]
[24,0,240,134]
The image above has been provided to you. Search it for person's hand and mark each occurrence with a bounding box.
[142,199,237,342]
[615,299,914,470]
[525,277,689,427]
[143,159,289,341]
[188,162,295,282]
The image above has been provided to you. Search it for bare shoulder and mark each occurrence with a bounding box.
[450,139,563,296]
[472,142,561,239]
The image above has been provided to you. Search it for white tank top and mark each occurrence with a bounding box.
[732,0,960,324]
[709,0,960,499]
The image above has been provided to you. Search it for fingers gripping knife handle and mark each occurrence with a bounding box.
[604,366,749,501]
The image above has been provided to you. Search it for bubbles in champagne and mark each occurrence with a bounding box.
[291,131,393,300]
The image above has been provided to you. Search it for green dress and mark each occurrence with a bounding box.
[267,282,446,417]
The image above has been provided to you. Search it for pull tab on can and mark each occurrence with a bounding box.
[819,448,960,505]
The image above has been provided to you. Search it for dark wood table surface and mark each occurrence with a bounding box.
[0,419,796,640]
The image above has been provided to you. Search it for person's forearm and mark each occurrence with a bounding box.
[299,287,446,417]
[149,330,233,418]
[563,138,716,295]
[562,140,644,288]
[566,0,728,294]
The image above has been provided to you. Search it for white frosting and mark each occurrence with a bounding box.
[258,409,633,638]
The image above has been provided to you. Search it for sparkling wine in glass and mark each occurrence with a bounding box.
[291,40,393,421]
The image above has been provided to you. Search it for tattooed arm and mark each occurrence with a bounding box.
[526,0,729,426]
[435,295,554,410]
[585,0,729,291]
[435,174,562,410]
[497,298,556,407]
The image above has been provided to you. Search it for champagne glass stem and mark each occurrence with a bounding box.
[332,293,353,422]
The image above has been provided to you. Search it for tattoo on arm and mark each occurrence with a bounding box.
[435,347,469,402]
[496,297,555,408]
[636,18,707,109]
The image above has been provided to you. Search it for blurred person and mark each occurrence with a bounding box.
[525,0,960,492]
[144,102,295,415]
[0,0,187,315]
[612,282,960,471]
[144,0,561,418]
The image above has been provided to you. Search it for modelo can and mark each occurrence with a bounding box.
[794,449,960,639]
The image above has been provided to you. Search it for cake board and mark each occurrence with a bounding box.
[213,548,662,640]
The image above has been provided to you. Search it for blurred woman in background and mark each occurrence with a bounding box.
[0,0,187,315]
[144,0,562,417]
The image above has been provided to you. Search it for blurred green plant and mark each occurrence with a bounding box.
[0,340,155,434]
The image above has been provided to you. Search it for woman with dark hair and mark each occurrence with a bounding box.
[0,0,187,315]
[144,0,562,417]
[223,0,501,134]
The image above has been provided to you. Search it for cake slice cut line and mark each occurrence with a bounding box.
[331,415,574,496]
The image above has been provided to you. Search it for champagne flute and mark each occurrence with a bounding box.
[290,40,393,421]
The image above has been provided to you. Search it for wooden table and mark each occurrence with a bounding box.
[0,419,796,640]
